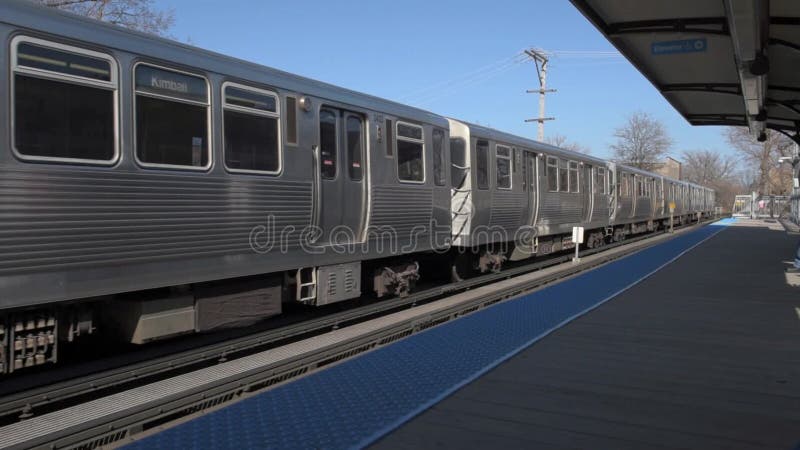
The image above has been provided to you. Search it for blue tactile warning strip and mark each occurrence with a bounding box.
[125,220,733,450]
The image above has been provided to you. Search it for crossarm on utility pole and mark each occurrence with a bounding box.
[524,48,553,141]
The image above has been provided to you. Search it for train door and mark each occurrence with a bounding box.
[523,151,538,225]
[583,164,594,222]
[316,107,367,244]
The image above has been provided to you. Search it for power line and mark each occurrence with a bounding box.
[399,51,526,104]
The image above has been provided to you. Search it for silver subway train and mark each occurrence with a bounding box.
[0,0,714,374]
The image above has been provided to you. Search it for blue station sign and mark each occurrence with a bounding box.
[651,38,707,55]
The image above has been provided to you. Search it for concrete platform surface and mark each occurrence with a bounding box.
[372,221,800,450]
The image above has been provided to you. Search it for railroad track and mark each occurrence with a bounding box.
[0,220,716,449]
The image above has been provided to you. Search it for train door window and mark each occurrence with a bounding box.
[345,115,364,180]
[135,64,209,169]
[285,96,298,146]
[568,161,579,193]
[496,145,512,189]
[222,83,280,174]
[432,128,446,186]
[12,37,118,164]
[476,139,489,189]
[595,168,607,194]
[558,159,569,192]
[546,156,558,191]
[396,122,424,182]
[319,108,338,179]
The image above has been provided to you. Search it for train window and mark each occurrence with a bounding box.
[620,173,629,197]
[135,64,209,169]
[16,42,112,81]
[319,108,337,179]
[608,170,614,195]
[222,83,280,174]
[450,137,467,188]
[346,115,364,181]
[546,156,558,191]
[432,128,446,186]
[385,119,394,156]
[12,37,118,164]
[595,168,607,194]
[397,121,424,182]
[286,96,298,146]
[568,161,579,193]
[558,159,568,192]
[476,140,489,189]
[496,145,512,189]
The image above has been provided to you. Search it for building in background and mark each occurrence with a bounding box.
[651,156,682,180]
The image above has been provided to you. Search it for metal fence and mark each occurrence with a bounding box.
[732,194,790,219]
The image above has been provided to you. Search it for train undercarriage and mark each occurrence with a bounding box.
[0,213,709,376]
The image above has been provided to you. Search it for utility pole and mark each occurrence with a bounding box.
[524,48,555,141]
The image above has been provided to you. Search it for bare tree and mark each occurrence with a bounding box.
[681,149,740,209]
[545,133,591,154]
[681,149,737,186]
[35,0,174,36]
[610,111,673,170]
[714,178,748,212]
[725,127,794,195]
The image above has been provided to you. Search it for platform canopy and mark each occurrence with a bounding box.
[570,0,800,143]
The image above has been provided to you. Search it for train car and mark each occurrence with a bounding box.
[447,119,614,275]
[0,0,454,373]
[609,164,714,236]
[611,165,662,235]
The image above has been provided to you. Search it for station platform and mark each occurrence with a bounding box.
[124,219,800,450]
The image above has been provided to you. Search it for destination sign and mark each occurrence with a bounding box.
[135,64,207,103]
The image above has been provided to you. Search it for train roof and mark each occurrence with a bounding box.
[615,163,687,187]
[452,120,713,190]
[448,119,611,166]
[0,0,449,129]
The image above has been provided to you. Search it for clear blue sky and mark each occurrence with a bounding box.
[158,0,731,160]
